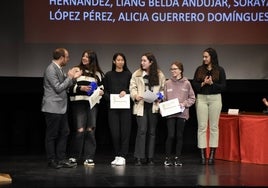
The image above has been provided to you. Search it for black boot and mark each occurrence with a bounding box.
[135,158,142,166]
[147,158,154,166]
[208,148,216,165]
[200,148,206,165]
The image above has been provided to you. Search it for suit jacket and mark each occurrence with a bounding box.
[41,62,74,114]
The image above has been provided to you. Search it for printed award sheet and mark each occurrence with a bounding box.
[110,94,130,109]
[159,98,185,117]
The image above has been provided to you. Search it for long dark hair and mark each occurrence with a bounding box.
[78,49,104,79]
[203,47,219,67]
[140,52,160,86]
[111,52,130,72]
[196,47,220,81]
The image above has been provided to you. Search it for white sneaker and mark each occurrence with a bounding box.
[115,157,126,166]
[84,159,95,166]
[69,158,77,163]
[111,156,119,165]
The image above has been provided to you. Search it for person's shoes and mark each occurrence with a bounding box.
[111,156,119,165]
[208,148,216,165]
[174,157,182,166]
[135,158,142,166]
[84,159,95,166]
[208,158,215,165]
[58,159,77,168]
[164,157,173,166]
[200,158,207,165]
[147,158,154,166]
[48,160,62,169]
[200,148,207,165]
[116,156,126,166]
[69,158,78,165]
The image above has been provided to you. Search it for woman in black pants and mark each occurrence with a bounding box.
[103,52,132,166]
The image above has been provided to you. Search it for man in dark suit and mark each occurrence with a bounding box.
[41,48,82,169]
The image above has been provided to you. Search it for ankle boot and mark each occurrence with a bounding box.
[147,158,154,166]
[208,148,216,165]
[200,148,206,165]
[135,158,142,166]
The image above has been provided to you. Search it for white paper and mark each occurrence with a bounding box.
[228,108,239,115]
[110,94,130,109]
[88,86,103,109]
[159,98,185,117]
[143,90,158,103]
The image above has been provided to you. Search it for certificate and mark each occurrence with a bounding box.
[88,86,103,109]
[143,90,158,103]
[110,94,130,109]
[159,98,185,117]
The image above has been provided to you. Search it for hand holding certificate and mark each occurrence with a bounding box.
[110,94,130,109]
[159,98,185,117]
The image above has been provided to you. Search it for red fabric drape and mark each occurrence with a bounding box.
[207,113,268,164]
[239,114,268,164]
[216,114,240,161]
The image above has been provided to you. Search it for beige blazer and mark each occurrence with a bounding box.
[129,69,166,116]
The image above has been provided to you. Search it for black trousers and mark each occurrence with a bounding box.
[134,103,158,159]
[44,112,70,161]
[108,109,131,158]
[165,117,186,157]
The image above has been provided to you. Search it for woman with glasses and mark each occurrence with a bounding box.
[163,61,196,166]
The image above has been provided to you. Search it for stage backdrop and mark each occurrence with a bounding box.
[0,0,268,79]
